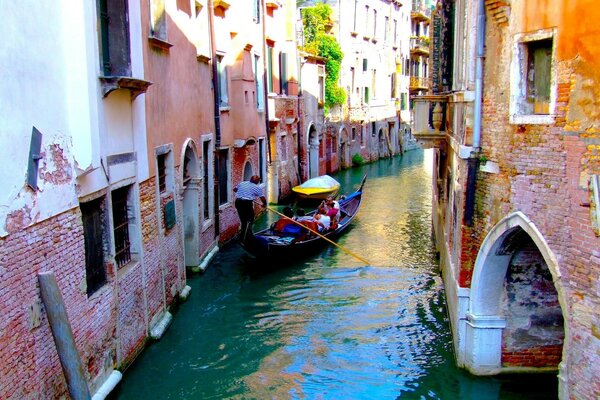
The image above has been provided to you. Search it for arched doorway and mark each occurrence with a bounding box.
[308,124,319,178]
[182,141,201,268]
[464,212,566,387]
[243,160,253,181]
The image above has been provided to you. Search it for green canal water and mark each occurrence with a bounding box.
[111,150,558,399]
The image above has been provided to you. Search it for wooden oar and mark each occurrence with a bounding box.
[257,202,370,265]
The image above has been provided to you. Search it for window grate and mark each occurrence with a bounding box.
[157,153,166,192]
[112,186,131,268]
[81,197,107,296]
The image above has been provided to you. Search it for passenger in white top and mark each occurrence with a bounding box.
[314,207,331,231]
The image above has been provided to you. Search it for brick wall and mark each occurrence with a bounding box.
[458,7,600,398]
[0,208,116,399]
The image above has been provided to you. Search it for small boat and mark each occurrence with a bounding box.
[292,175,340,201]
[239,175,366,261]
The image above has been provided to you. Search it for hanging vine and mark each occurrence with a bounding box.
[300,3,346,109]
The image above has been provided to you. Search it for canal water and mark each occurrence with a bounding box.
[111,150,557,399]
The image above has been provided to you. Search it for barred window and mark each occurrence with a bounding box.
[157,153,166,193]
[81,197,107,296]
[112,186,132,268]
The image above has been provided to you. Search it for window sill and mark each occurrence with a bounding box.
[363,35,371,41]
[350,31,358,38]
[117,259,141,278]
[371,38,378,44]
[202,219,213,233]
[197,54,211,63]
[99,76,152,99]
[219,106,231,112]
[510,114,555,125]
[149,36,173,50]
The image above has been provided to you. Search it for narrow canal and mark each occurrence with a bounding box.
[111,150,557,399]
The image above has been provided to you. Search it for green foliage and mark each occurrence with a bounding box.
[352,153,365,166]
[301,3,346,108]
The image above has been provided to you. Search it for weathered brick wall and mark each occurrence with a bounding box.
[139,178,164,327]
[502,345,563,368]
[0,208,116,399]
[461,6,600,398]
[501,240,563,365]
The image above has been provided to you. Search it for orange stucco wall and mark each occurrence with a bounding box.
[517,0,600,66]
[141,1,215,177]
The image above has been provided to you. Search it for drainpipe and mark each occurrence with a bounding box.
[208,0,221,237]
[297,57,304,183]
[262,0,272,167]
[473,0,485,149]
[464,0,486,226]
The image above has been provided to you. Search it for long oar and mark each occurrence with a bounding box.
[257,202,370,265]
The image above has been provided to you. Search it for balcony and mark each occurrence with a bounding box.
[411,1,431,21]
[411,95,470,149]
[409,76,430,92]
[410,36,430,56]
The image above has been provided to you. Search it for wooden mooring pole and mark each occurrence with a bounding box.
[38,271,91,400]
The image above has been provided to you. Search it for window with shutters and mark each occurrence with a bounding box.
[150,0,167,42]
[217,54,229,108]
[254,54,264,110]
[97,0,131,77]
[81,197,107,296]
[253,0,260,23]
[267,44,275,93]
[218,148,230,207]
[510,29,556,124]
[280,52,288,94]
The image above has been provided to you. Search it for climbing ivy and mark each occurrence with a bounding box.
[300,3,346,109]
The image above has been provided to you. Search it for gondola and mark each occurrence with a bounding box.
[238,175,366,260]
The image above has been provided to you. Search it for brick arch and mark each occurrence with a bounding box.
[464,211,568,385]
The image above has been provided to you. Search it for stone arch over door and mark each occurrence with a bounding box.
[465,212,567,390]
[181,139,201,268]
[308,123,319,178]
[339,126,349,169]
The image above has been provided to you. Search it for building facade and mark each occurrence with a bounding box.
[415,0,600,398]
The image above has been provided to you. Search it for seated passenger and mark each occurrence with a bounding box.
[294,208,320,239]
[322,196,340,229]
[273,207,295,233]
[314,207,331,232]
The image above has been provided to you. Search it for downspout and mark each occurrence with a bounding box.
[473,0,485,149]
[464,0,486,226]
[208,0,221,237]
[297,56,303,183]
[262,0,272,167]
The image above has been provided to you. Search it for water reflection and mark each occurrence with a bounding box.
[111,150,557,400]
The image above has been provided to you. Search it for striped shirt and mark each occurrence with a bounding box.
[235,181,264,200]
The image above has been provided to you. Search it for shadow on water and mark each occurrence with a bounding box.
[110,150,558,400]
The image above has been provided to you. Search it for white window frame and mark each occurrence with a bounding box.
[509,28,557,125]
[201,134,214,230]
[217,147,231,209]
[216,53,229,109]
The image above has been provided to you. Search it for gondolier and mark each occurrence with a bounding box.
[234,175,267,242]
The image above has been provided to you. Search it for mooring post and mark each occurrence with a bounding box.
[38,271,91,400]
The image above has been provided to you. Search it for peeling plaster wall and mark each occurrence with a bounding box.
[0,2,101,237]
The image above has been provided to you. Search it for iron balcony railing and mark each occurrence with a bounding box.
[411,0,431,20]
[410,36,430,55]
[409,76,430,91]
